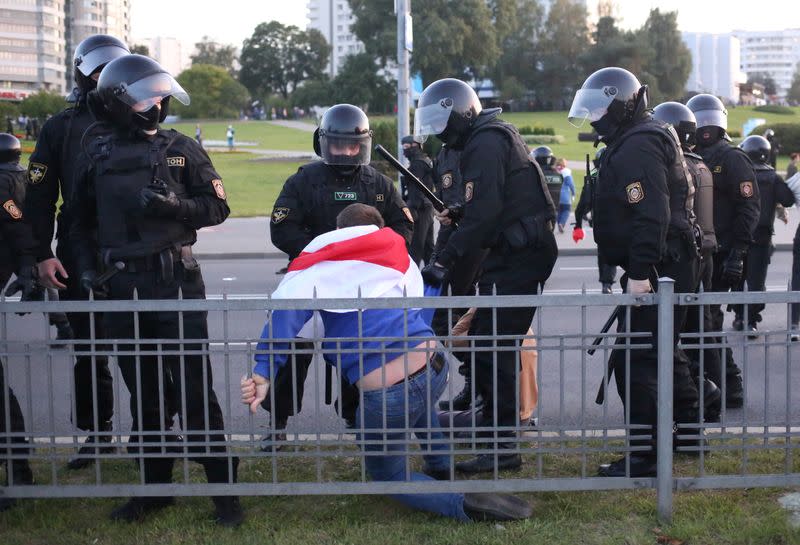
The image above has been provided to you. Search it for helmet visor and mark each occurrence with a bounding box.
[320,134,372,166]
[414,101,453,143]
[567,88,617,128]
[75,44,129,76]
[115,72,190,112]
[693,109,727,131]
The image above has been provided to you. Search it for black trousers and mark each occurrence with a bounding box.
[408,205,434,266]
[58,243,114,431]
[0,268,29,459]
[683,249,723,385]
[103,263,234,484]
[791,224,800,325]
[733,241,772,325]
[261,343,359,429]
[469,238,555,444]
[609,239,700,453]
[709,250,745,381]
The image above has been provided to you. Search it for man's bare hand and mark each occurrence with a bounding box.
[37,257,68,290]
[241,374,269,414]
[435,208,452,226]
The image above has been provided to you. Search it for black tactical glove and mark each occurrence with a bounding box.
[446,203,464,223]
[4,265,42,315]
[421,262,448,287]
[79,270,109,298]
[139,187,182,217]
[721,248,746,285]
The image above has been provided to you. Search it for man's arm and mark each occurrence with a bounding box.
[270,172,314,259]
[1,178,38,270]
[66,160,98,280]
[24,116,62,262]
[725,150,760,251]
[177,141,231,228]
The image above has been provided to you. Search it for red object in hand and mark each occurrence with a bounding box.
[572,228,585,243]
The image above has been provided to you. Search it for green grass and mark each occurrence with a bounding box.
[163,120,312,151]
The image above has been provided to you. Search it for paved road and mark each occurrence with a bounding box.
[3,253,798,442]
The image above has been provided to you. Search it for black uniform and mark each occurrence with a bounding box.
[0,162,35,486]
[401,149,435,265]
[573,165,617,288]
[734,164,794,326]
[696,140,759,397]
[594,116,700,453]
[540,164,563,210]
[267,161,413,429]
[25,95,113,433]
[437,114,558,451]
[70,127,234,486]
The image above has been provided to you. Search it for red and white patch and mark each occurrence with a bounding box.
[212,178,226,200]
[2,199,22,219]
[740,181,754,198]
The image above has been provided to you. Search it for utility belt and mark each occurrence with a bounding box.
[497,214,555,253]
[98,245,197,285]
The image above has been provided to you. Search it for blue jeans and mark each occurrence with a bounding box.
[356,355,469,521]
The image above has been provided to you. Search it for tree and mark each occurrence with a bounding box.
[19,90,66,119]
[348,0,499,84]
[291,77,334,109]
[175,64,249,119]
[488,0,545,100]
[749,72,778,97]
[787,68,800,105]
[130,43,149,56]
[331,53,395,113]
[580,16,653,86]
[191,36,238,75]
[239,22,330,100]
[537,0,590,110]
[637,8,691,102]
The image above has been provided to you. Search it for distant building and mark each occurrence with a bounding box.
[734,28,800,101]
[306,0,365,77]
[681,32,745,103]
[0,0,130,100]
[147,36,192,77]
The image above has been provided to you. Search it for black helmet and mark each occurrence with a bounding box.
[414,78,482,147]
[593,146,606,169]
[568,67,647,139]
[739,135,771,164]
[73,34,129,94]
[401,135,421,147]
[686,94,727,131]
[0,133,21,164]
[652,101,697,147]
[95,54,189,131]
[763,128,775,140]
[313,104,372,167]
[531,146,555,168]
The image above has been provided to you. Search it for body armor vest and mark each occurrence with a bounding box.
[541,166,564,207]
[685,151,717,252]
[753,163,781,235]
[86,128,193,258]
[434,146,464,207]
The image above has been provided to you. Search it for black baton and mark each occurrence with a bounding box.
[374,144,447,213]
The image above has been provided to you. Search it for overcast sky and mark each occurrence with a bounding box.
[131,0,796,47]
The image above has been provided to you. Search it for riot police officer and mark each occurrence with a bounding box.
[653,101,722,420]
[764,129,780,169]
[572,147,618,293]
[25,34,130,469]
[568,68,700,477]
[0,133,36,511]
[268,104,412,436]
[531,146,563,208]
[69,55,242,526]
[416,78,558,473]
[401,135,435,265]
[687,93,760,409]
[733,135,796,334]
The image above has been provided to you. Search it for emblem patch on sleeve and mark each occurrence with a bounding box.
[464,181,474,202]
[3,199,22,219]
[626,181,644,204]
[166,156,185,167]
[740,181,754,198]
[376,193,384,202]
[211,179,226,200]
[442,172,453,188]
[27,163,47,185]
[272,207,289,224]
[402,206,414,223]
[713,166,722,174]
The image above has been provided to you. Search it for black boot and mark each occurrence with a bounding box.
[439,375,478,411]
[67,422,115,470]
[456,453,522,474]
[463,493,533,521]
[699,378,721,422]
[109,497,174,522]
[597,454,656,477]
[212,496,244,527]
[1,458,34,511]
[601,282,613,294]
[725,371,744,409]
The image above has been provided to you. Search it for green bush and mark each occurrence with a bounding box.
[518,125,556,135]
[753,105,796,115]
[753,123,800,153]
[522,134,565,145]
[728,129,742,138]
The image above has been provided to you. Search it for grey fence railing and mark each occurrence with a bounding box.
[1,279,799,522]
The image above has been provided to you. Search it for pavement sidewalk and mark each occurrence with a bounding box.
[193,212,800,260]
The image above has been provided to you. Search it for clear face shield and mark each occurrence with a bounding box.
[320,134,372,166]
[693,109,727,131]
[414,99,454,143]
[114,72,190,112]
[75,44,129,76]
[567,87,618,128]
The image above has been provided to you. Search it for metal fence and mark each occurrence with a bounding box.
[1,279,799,522]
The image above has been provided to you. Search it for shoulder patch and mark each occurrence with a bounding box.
[27,162,47,185]
[713,165,722,174]
[166,156,185,167]
[441,171,453,189]
[740,181,754,198]
[402,206,414,223]
[3,199,22,219]
[211,179,226,200]
[272,207,289,224]
[626,181,644,204]
[464,181,474,202]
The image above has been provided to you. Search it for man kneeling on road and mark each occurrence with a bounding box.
[242,203,532,522]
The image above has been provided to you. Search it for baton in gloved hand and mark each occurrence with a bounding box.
[93,261,125,289]
[374,144,447,213]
